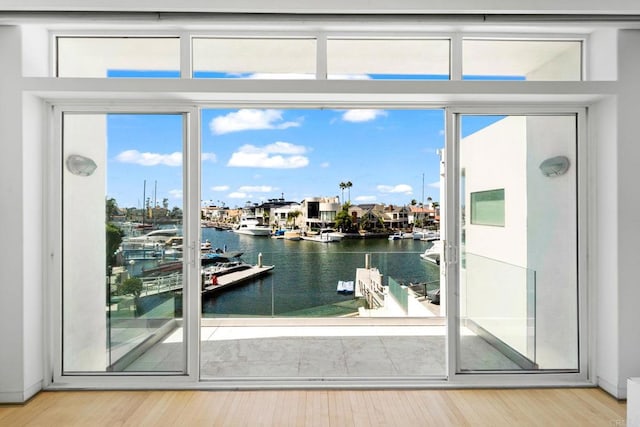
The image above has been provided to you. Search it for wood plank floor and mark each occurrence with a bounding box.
[0,388,626,426]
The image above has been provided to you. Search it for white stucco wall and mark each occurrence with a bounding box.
[460,116,530,356]
[62,115,108,371]
[525,115,578,369]
[614,30,640,398]
[0,26,28,404]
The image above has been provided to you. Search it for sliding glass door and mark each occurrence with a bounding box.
[61,112,187,374]
[56,106,585,384]
[454,113,581,373]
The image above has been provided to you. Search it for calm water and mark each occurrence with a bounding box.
[200,229,439,317]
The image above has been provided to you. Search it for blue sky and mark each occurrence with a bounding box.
[107,108,447,209]
[105,69,510,210]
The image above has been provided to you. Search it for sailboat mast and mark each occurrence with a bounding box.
[142,179,146,227]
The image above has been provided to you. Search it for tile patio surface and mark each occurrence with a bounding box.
[125,325,520,376]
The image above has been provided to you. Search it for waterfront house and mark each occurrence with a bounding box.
[254,197,301,229]
[382,205,410,230]
[300,196,341,231]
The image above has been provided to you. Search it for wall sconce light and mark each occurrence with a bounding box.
[66,154,97,177]
[539,156,570,177]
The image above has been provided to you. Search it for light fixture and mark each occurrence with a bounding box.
[66,154,97,177]
[539,156,570,177]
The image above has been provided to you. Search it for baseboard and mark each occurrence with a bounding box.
[0,380,42,403]
[598,376,627,399]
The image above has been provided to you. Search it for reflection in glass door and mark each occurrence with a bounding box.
[457,114,579,372]
[62,113,186,373]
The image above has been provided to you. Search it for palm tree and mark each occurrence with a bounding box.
[339,182,347,203]
[287,210,302,228]
[345,181,353,202]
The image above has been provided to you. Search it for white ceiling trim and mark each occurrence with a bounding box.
[2,0,640,15]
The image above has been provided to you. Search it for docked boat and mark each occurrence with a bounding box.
[233,216,271,236]
[284,230,301,241]
[420,240,442,265]
[271,229,286,239]
[388,232,413,240]
[128,228,180,243]
[301,228,343,243]
[337,280,355,294]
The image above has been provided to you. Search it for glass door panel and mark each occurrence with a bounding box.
[457,114,578,372]
[62,113,186,373]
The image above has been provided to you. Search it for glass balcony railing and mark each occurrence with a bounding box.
[459,252,536,371]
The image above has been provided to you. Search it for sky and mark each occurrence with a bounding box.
[106,108,446,209]
[104,71,506,210]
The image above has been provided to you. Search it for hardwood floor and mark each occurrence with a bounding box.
[0,387,626,426]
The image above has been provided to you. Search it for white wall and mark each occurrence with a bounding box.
[21,24,48,402]
[613,30,640,398]
[462,116,528,266]
[460,116,530,356]
[0,26,27,404]
[526,116,578,369]
[62,115,108,371]
[592,95,619,397]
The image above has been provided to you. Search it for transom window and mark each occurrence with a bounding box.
[55,34,585,81]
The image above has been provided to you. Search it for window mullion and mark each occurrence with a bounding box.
[180,32,192,79]
[317,33,327,80]
[450,33,463,80]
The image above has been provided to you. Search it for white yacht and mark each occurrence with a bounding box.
[301,228,343,243]
[233,216,271,236]
[420,240,443,265]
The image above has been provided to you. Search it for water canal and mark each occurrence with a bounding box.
[200,229,440,317]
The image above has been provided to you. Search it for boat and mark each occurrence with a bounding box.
[140,250,246,277]
[201,250,245,266]
[301,228,343,243]
[284,230,301,241]
[388,232,413,240]
[128,228,179,243]
[232,216,271,236]
[271,229,286,239]
[420,230,440,241]
[420,240,443,265]
[337,280,354,294]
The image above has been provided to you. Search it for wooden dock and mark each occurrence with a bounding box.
[138,264,274,297]
[202,265,274,293]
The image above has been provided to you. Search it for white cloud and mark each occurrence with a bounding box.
[169,189,183,199]
[210,109,301,135]
[238,185,274,193]
[201,152,217,162]
[211,185,230,192]
[320,162,330,168]
[227,142,309,169]
[438,129,445,136]
[115,150,182,167]
[377,184,413,195]
[428,181,441,189]
[342,109,387,123]
[355,195,377,202]
[228,192,248,199]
